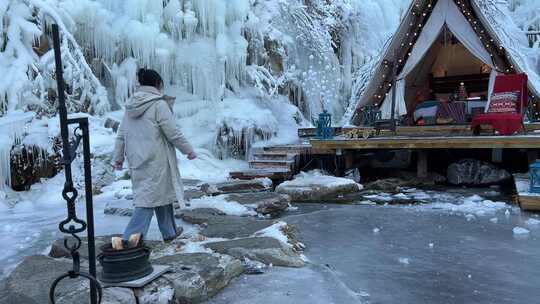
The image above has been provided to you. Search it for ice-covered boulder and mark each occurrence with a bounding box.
[276,171,363,202]
[200,216,276,239]
[137,253,243,304]
[447,159,511,186]
[205,237,304,267]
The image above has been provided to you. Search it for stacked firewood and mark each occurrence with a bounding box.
[111,233,141,250]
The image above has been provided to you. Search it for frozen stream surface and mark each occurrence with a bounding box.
[210,202,540,304]
[3,185,540,303]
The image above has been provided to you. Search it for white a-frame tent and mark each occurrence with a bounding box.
[353,0,540,123]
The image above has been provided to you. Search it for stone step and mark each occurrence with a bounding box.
[263,144,312,154]
[230,168,292,180]
[249,160,295,170]
[251,153,296,161]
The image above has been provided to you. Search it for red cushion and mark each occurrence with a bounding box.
[471,113,523,135]
[487,91,519,113]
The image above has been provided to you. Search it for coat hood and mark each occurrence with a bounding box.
[126,86,175,118]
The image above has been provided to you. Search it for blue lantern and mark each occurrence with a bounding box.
[529,160,540,193]
[316,110,333,139]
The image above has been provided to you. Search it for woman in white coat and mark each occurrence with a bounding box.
[113,69,196,242]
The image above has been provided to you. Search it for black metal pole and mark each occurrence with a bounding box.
[81,120,98,304]
[49,23,100,304]
[52,24,72,183]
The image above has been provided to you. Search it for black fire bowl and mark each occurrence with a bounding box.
[98,242,153,283]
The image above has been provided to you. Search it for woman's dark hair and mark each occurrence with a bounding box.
[137,68,163,89]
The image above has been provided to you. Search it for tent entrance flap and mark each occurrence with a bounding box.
[379,0,495,120]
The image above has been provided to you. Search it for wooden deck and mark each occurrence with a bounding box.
[299,123,540,138]
[311,135,540,150]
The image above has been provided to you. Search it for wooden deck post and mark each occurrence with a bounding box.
[527,150,539,164]
[492,148,503,163]
[417,150,428,178]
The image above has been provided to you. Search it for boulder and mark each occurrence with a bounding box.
[201,216,276,239]
[364,173,446,193]
[224,192,290,217]
[204,237,304,268]
[0,255,74,304]
[137,253,243,303]
[447,159,511,186]
[203,178,272,195]
[56,286,137,304]
[276,171,362,202]
[177,208,226,225]
[0,255,135,304]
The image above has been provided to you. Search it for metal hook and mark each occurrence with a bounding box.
[49,272,103,304]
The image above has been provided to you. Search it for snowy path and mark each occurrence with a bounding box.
[210,202,540,304]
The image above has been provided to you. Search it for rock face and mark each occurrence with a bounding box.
[447,159,511,186]
[10,144,59,191]
[201,216,276,239]
[205,237,304,267]
[225,192,290,217]
[137,253,243,303]
[276,172,362,202]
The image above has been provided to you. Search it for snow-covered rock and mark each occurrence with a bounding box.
[224,192,291,217]
[513,227,530,236]
[276,171,363,202]
[137,253,244,304]
[526,218,540,226]
[447,159,511,186]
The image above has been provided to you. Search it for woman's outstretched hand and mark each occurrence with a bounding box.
[187,152,197,160]
[113,161,123,170]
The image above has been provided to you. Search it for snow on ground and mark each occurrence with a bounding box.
[186,195,257,217]
[513,226,530,236]
[254,221,289,246]
[279,170,363,189]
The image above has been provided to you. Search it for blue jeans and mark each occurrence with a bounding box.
[123,204,178,241]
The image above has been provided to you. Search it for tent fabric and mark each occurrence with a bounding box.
[485,69,498,111]
[380,0,496,119]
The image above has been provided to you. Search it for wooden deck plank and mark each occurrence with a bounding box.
[299,123,540,138]
[311,135,540,150]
